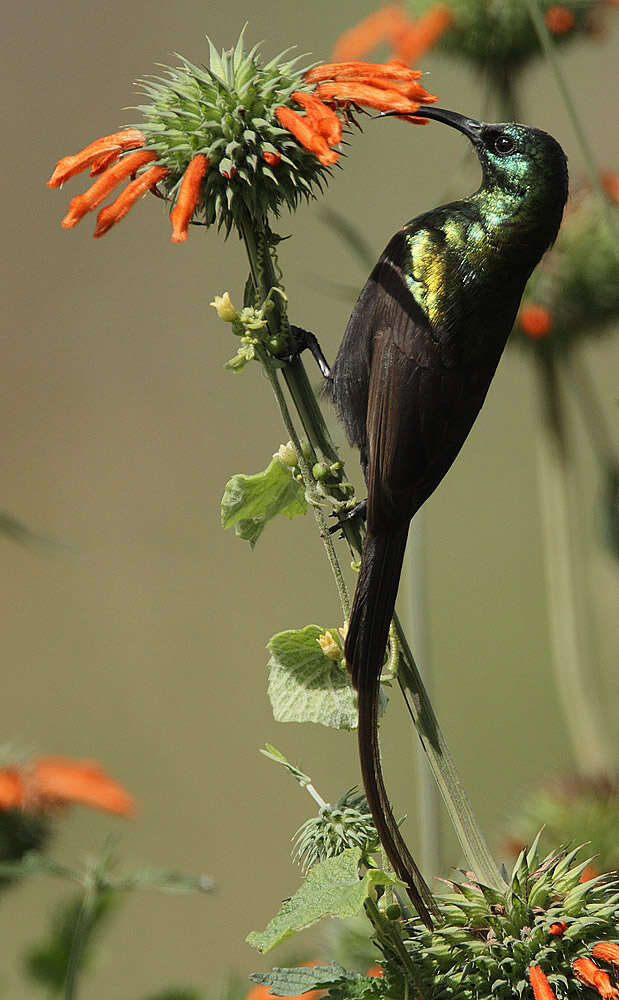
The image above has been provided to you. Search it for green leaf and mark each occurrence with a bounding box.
[260,744,313,789]
[246,848,403,953]
[249,963,356,996]
[267,626,358,730]
[222,457,307,547]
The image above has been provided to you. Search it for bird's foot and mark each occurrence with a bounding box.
[273,324,331,378]
[329,499,367,535]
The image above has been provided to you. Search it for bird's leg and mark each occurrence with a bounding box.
[329,498,367,535]
[274,324,331,378]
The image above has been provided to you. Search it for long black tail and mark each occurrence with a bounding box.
[346,525,437,929]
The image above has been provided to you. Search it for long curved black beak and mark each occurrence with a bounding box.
[382,106,483,142]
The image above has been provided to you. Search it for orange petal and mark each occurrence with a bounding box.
[47,128,145,187]
[331,5,413,61]
[291,92,342,144]
[528,966,558,1000]
[0,768,25,809]
[394,4,454,64]
[334,74,436,99]
[61,149,157,228]
[31,756,135,816]
[262,151,282,166]
[305,59,423,84]
[89,149,122,176]
[275,107,339,166]
[573,958,619,999]
[548,921,567,936]
[313,80,435,113]
[169,154,209,243]
[94,164,168,237]
[593,944,619,966]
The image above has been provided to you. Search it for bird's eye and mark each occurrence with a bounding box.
[494,134,515,155]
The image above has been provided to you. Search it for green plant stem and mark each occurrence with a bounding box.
[262,358,351,619]
[64,884,98,1000]
[393,613,504,889]
[524,0,619,249]
[237,215,502,887]
[533,347,611,776]
[406,511,442,881]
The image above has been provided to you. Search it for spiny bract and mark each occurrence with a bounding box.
[130,31,330,235]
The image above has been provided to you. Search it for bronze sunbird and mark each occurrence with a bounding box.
[323,107,568,927]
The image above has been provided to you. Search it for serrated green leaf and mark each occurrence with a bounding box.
[221,457,307,547]
[267,626,357,730]
[246,848,402,953]
[249,963,355,995]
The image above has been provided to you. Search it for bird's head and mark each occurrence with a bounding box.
[386,106,569,253]
[416,108,567,197]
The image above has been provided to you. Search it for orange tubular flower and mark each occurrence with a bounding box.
[291,92,343,145]
[332,4,411,61]
[519,303,553,339]
[62,149,157,228]
[47,128,145,187]
[275,107,339,166]
[528,965,558,1000]
[593,944,619,966]
[548,921,568,936]
[573,958,619,999]
[0,755,134,817]
[545,5,576,34]
[169,153,209,243]
[304,60,424,83]
[394,5,454,65]
[313,80,434,114]
[95,164,169,238]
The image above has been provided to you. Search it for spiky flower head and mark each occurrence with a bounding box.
[293,788,379,872]
[505,774,619,879]
[392,837,619,1000]
[47,30,436,241]
[403,0,616,73]
[132,32,334,235]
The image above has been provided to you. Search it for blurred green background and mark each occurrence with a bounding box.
[2,0,618,995]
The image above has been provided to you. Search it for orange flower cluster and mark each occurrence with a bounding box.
[518,303,554,339]
[47,61,434,240]
[529,947,619,1000]
[544,5,576,33]
[0,755,134,817]
[332,3,453,65]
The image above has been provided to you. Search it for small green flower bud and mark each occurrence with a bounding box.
[317,631,341,661]
[277,442,298,467]
[312,462,330,482]
[386,903,401,920]
[267,335,286,354]
[210,292,238,323]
